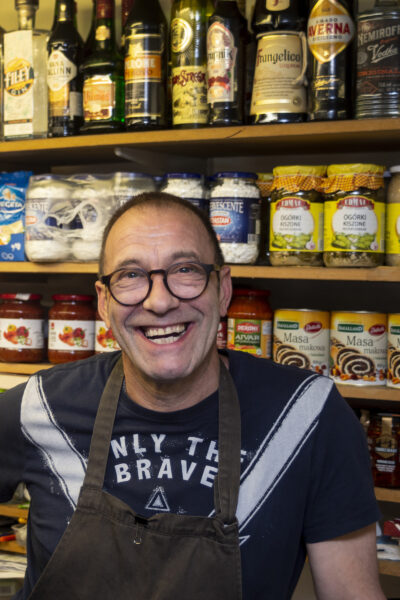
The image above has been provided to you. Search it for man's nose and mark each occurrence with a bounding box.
[142,273,180,313]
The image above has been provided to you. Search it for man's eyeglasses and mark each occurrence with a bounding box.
[100,262,220,306]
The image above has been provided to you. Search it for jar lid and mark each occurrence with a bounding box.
[165,173,203,179]
[390,165,400,174]
[114,172,153,180]
[273,165,327,177]
[327,164,385,176]
[214,172,258,180]
[0,293,42,301]
[232,288,270,297]
[52,294,94,302]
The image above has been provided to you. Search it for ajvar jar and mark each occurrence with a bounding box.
[95,310,120,353]
[368,412,400,488]
[48,295,95,364]
[227,288,272,358]
[0,293,45,363]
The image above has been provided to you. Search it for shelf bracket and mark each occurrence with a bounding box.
[114,146,208,175]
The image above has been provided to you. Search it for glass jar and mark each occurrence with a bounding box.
[209,172,261,264]
[95,310,120,353]
[386,165,400,266]
[48,295,95,364]
[0,294,45,363]
[368,412,400,488]
[388,313,400,389]
[227,288,272,358]
[161,173,207,212]
[113,172,156,209]
[323,163,386,267]
[269,165,326,266]
[256,173,273,266]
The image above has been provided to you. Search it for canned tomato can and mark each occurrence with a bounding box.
[330,311,387,386]
[368,412,400,488]
[388,313,400,389]
[273,309,330,376]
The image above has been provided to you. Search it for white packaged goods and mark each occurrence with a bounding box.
[0,171,32,262]
[113,173,156,208]
[162,173,207,211]
[209,172,261,264]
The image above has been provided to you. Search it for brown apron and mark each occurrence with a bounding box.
[28,358,242,599]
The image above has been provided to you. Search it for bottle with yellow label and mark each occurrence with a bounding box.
[170,0,208,128]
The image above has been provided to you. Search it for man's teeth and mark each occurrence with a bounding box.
[143,324,187,344]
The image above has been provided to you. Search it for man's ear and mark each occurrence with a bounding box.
[95,280,111,328]
[218,265,232,317]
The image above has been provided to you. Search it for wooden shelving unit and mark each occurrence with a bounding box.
[379,560,400,578]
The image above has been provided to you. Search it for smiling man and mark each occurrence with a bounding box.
[0,192,385,600]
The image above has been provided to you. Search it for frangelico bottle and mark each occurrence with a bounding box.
[171,0,208,128]
[207,0,247,126]
[252,0,306,34]
[124,0,167,130]
[307,0,355,120]
[47,0,84,137]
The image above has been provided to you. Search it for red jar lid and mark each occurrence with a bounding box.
[232,288,270,297]
[0,293,42,301]
[52,294,94,302]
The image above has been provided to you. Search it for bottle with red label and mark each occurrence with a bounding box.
[307,0,355,120]
[227,288,273,358]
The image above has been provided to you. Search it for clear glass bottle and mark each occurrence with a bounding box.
[80,0,124,133]
[3,0,49,140]
[47,0,84,137]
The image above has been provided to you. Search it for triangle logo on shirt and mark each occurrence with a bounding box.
[145,486,170,512]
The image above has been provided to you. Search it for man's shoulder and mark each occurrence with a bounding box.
[38,350,120,389]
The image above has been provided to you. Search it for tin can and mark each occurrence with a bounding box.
[368,412,400,488]
[356,5,400,118]
[273,308,330,376]
[388,313,400,389]
[330,311,387,386]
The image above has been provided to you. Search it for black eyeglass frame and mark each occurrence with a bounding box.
[100,262,221,307]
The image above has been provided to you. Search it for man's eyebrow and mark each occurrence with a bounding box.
[113,252,203,271]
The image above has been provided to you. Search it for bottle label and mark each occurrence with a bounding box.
[324,196,385,252]
[266,0,290,10]
[0,318,44,350]
[48,50,80,118]
[172,66,208,125]
[228,317,272,358]
[209,197,260,243]
[308,0,354,63]
[95,25,111,41]
[207,22,237,105]
[270,197,323,252]
[83,75,115,121]
[95,320,120,352]
[125,33,163,118]
[386,203,400,254]
[388,314,400,388]
[250,32,307,116]
[171,18,193,53]
[48,320,95,351]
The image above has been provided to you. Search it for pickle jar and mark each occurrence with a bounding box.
[368,412,400,488]
[323,163,386,267]
[48,295,95,364]
[386,165,400,266]
[95,310,120,354]
[269,165,326,266]
[0,294,45,363]
[227,288,272,358]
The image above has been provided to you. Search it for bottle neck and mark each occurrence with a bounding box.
[53,0,75,25]
[94,0,116,50]
[17,6,37,30]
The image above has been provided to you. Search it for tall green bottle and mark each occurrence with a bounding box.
[80,0,124,133]
[170,0,208,128]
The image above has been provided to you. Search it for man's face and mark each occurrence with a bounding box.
[96,205,232,385]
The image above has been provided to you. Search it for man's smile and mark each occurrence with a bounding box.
[141,323,190,344]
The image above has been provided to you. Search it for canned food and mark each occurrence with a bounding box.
[273,309,330,376]
[330,311,387,386]
[227,288,272,358]
[95,311,120,353]
[386,165,400,266]
[388,313,400,389]
[368,412,400,488]
[0,293,45,363]
[161,173,207,212]
[48,295,95,364]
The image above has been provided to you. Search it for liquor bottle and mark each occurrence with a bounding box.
[170,0,208,128]
[207,0,247,125]
[122,0,135,30]
[249,0,308,124]
[3,0,49,139]
[47,0,84,137]
[124,0,168,130]
[308,0,355,120]
[84,0,96,59]
[80,0,124,133]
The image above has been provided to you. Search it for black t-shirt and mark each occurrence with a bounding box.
[0,350,379,599]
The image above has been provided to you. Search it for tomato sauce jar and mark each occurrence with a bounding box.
[0,293,45,363]
[95,310,120,353]
[48,295,95,364]
[368,412,400,488]
[227,288,273,358]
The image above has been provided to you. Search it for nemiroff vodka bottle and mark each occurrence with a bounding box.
[3,0,49,139]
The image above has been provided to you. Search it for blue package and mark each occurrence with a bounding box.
[0,171,32,261]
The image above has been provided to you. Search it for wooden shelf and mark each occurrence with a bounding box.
[379,559,400,577]
[0,503,29,519]
[337,385,400,403]
[0,540,25,554]
[0,363,53,375]
[375,488,400,503]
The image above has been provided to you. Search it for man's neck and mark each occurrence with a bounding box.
[121,351,227,412]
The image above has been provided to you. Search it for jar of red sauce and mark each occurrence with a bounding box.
[0,294,45,363]
[227,288,273,358]
[48,295,95,364]
[368,412,400,488]
[95,310,120,353]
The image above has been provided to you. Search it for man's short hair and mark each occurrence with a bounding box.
[98,191,225,276]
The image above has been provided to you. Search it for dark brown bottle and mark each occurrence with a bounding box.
[207,0,247,125]
[307,0,355,120]
[251,0,306,34]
